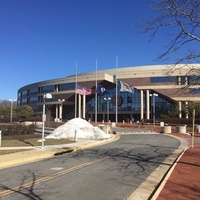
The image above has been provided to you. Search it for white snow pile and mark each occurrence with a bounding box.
[45,118,112,140]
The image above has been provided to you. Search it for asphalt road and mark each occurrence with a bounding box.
[0,134,180,200]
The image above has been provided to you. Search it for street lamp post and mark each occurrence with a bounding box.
[104,97,111,123]
[42,93,52,149]
[150,93,158,127]
[9,99,16,123]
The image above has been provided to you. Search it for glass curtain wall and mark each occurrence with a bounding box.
[86,83,175,122]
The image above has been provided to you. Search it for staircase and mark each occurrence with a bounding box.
[34,127,55,136]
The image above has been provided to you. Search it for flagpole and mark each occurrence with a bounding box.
[75,60,77,118]
[115,54,118,124]
[95,59,98,123]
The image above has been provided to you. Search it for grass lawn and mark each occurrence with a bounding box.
[0,134,74,155]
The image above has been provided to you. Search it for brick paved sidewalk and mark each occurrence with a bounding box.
[156,133,200,200]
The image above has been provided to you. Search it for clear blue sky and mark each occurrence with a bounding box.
[0,0,168,100]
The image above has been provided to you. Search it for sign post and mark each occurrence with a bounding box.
[0,130,2,147]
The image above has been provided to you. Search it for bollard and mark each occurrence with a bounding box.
[74,129,77,142]
[0,130,1,147]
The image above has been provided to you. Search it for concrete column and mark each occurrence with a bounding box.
[185,76,188,85]
[59,103,63,121]
[83,95,86,119]
[178,76,181,85]
[78,94,81,118]
[140,90,144,120]
[56,104,58,119]
[179,101,182,119]
[55,84,59,92]
[185,101,188,119]
[146,90,150,120]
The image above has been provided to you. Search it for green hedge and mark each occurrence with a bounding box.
[0,124,37,136]
[145,118,199,126]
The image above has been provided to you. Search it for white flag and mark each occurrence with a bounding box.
[119,81,134,93]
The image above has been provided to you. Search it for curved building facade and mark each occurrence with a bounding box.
[17,64,200,122]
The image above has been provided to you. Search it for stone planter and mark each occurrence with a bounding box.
[164,126,171,133]
[176,126,186,134]
[98,125,112,134]
[161,126,171,134]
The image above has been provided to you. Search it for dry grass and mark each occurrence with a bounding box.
[1,138,74,147]
[0,134,74,155]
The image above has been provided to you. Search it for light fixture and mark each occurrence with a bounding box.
[8,99,16,123]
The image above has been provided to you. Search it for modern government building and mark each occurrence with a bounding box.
[17,64,200,123]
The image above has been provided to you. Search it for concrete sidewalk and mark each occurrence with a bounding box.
[155,146,200,200]
[152,133,200,200]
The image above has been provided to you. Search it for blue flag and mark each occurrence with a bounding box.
[96,84,108,95]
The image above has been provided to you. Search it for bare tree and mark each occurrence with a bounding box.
[139,0,200,94]
[0,100,17,107]
[139,1,200,118]
[142,0,200,64]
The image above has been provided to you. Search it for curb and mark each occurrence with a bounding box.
[149,134,188,200]
[0,134,119,169]
[54,134,119,155]
[0,151,55,169]
[54,148,74,156]
[150,147,188,200]
[75,134,119,151]
[127,133,188,200]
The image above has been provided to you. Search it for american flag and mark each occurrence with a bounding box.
[77,85,92,96]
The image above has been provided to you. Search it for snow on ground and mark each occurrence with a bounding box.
[46,118,112,140]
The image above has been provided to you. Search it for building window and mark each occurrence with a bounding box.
[29,88,38,94]
[188,76,200,84]
[60,83,75,91]
[150,76,175,83]
[22,98,27,105]
[41,85,55,93]
[22,90,28,97]
[189,88,200,94]
[30,96,38,103]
